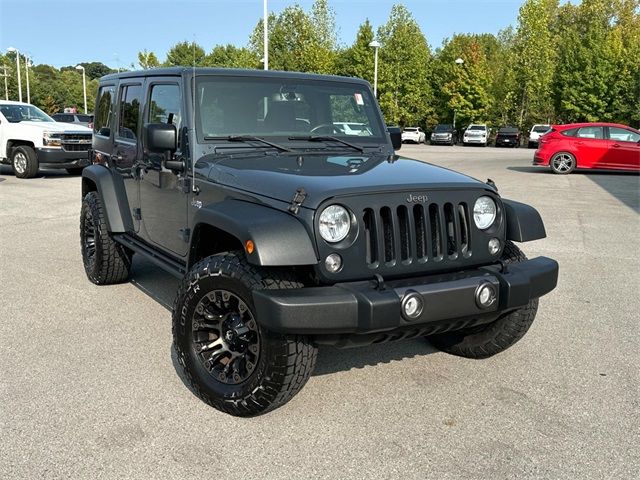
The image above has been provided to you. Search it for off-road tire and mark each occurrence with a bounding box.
[80,192,132,284]
[11,145,39,178]
[66,167,84,175]
[173,252,317,417]
[428,241,539,359]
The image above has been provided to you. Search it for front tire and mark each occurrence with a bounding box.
[428,242,539,359]
[173,252,318,417]
[11,145,38,178]
[80,192,132,284]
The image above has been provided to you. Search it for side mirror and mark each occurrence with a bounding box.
[387,126,402,151]
[145,123,177,153]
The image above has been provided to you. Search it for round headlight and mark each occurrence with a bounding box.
[473,196,497,230]
[319,205,350,243]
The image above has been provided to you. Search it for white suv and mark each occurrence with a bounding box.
[463,124,489,146]
[401,127,426,144]
[0,101,92,178]
[528,124,551,149]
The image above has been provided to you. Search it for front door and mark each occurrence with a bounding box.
[139,79,190,256]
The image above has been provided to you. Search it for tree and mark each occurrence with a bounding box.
[206,45,259,69]
[337,19,375,83]
[376,4,435,127]
[41,95,59,115]
[138,50,160,70]
[164,41,207,67]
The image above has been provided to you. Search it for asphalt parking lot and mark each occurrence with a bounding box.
[1,144,638,479]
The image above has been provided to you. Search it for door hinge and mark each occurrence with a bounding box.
[133,208,142,221]
[179,228,191,242]
[181,176,192,194]
[288,188,307,214]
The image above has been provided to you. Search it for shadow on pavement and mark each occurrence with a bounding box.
[507,166,640,213]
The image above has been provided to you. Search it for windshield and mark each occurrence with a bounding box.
[0,104,54,123]
[195,76,384,142]
[533,125,550,133]
[434,124,453,132]
[468,125,486,131]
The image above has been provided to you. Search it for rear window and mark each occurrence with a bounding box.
[404,128,417,132]
[77,114,93,122]
[499,127,519,133]
[468,125,486,131]
[533,125,550,133]
[53,114,74,122]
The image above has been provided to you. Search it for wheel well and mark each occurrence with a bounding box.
[189,224,243,267]
[82,178,97,198]
[6,140,35,158]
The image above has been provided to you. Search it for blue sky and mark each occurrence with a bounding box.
[0,0,523,69]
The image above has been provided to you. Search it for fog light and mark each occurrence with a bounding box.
[401,291,423,320]
[325,253,342,273]
[488,238,501,255]
[475,282,497,309]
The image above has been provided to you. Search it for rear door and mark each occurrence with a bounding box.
[574,126,611,168]
[606,126,640,169]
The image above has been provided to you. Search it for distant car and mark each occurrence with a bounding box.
[528,124,551,148]
[495,127,522,148]
[333,122,372,136]
[401,127,426,144]
[429,124,457,146]
[534,122,640,174]
[462,124,489,146]
[52,113,94,128]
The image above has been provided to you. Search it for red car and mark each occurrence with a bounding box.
[534,122,640,174]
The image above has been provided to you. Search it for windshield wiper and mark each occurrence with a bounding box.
[288,135,365,154]
[204,135,294,153]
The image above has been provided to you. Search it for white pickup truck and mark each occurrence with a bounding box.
[0,100,92,178]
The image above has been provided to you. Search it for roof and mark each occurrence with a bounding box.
[99,67,370,86]
[553,122,636,130]
[0,100,33,106]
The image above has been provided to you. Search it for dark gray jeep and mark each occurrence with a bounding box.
[80,68,558,417]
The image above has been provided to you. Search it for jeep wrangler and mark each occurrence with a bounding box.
[80,68,558,417]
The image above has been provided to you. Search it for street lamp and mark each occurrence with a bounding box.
[263,0,269,70]
[369,40,380,97]
[76,65,87,114]
[6,47,22,102]
[453,58,464,128]
[25,55,31,104]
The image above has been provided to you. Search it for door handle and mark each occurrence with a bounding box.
[112,154,122,161]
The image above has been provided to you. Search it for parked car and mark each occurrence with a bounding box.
[429,124,457,146]
[534,122,640,174]
[528,124,551,148]
[0,100,92,178]
[401,127,426,144]
[495,127,522,148]
[462,124,489,146]
[52,112,94,128]
[79,67,558,417]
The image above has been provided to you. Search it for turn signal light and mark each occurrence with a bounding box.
[245,240,255,254]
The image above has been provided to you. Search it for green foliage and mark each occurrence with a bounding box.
[337,20,375,84]
[164,41,207,67]
[138,50,160,70]
[206,45,260,69]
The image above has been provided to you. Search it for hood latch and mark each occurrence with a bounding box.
[288,188,307,214]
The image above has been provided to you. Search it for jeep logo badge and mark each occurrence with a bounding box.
[406,193,429,203]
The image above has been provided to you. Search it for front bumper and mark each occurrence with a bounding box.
[430,136,453,144]
[37,148,90,168]
[253,257,558,335]
[463,137,486,144]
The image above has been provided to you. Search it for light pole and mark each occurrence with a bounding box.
[76,65,87,114]
[453,57,464,128]
[263,0,269,70]
[7,47,22,102]
[369,40,380,97]
[25,55,31,104]
[2,65,8,100]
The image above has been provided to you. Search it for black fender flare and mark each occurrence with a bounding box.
[502,199,546,242]
[191,200,318,267]
[81,165,133,233]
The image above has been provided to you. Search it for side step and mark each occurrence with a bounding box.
[113,234,186,278]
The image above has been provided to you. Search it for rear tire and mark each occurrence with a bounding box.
[173,252,317,417]
[11,145,38,178]
[550,152,576,174]
[428,241,539,359]
[80,192,132,284]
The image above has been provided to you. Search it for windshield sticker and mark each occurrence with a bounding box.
[354,93,364,106]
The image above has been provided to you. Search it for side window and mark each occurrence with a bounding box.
[94,85,115,136]
[117,84,142,142]
[576,126,603,139]
[148,83,182,147]
[609,127,640,143]
[561,128,578,137]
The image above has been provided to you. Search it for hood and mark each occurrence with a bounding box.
[206,152,488,209]
[17,121,91,133]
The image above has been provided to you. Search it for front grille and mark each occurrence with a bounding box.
[363,202,471,267]
[61,133,91,152]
